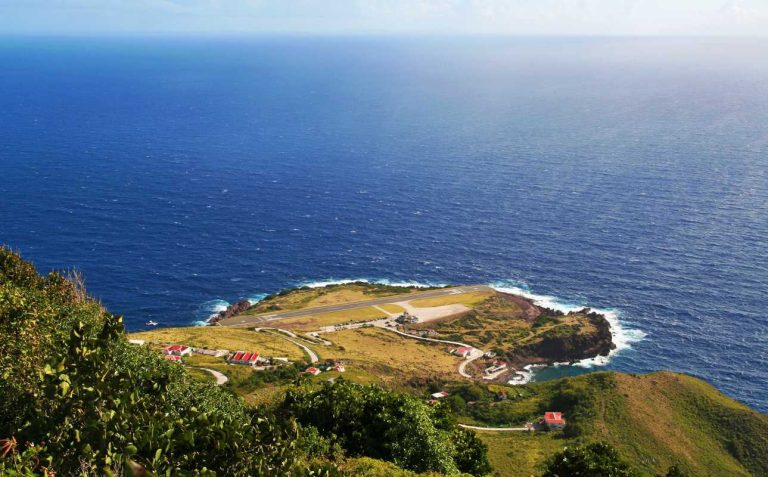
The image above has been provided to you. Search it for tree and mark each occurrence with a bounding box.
[451,428,492,476]
[543,442,635,477]
[282,379,491,475]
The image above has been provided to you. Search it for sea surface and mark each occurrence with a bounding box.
[1,36,766,411]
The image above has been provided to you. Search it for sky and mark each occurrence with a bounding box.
[0,0,767,36]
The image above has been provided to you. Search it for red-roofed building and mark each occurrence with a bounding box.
[228,351,261,366]
[452,346,473,358]
[164,344,191,356]
[164,355,182,362]
[431,391,449,399]
[542,412,566,431]
[305,367,321,376]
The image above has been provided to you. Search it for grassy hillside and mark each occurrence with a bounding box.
[469,372,768,476]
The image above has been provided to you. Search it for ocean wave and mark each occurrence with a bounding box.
[488,279,647,384]
[193,298,231,326]
[507,364,546,386]
[299,278,447,289]
[247,293,268,305]
[192,294,267,326]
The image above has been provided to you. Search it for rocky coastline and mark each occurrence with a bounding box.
[505,308,615,368]
[207,300,252,325]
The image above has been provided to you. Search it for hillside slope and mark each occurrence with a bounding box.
[476,372,768,476]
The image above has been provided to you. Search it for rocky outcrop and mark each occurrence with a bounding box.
[505,309,615,367]
[208,300,252,325]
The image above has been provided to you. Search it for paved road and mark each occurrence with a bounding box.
[274,334,319,363]
[385,327,485,379]
[458,424,529,432]
[255,328,320,362]
[219,285,493,327]
[186,366,229,385]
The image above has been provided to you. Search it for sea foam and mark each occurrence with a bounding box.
[194,299,231,326]
[299,278,447,289]
[488,279,646,384]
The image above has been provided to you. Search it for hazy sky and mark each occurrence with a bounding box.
[1,0,767,36]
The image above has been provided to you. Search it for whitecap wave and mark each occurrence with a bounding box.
[507,364,546,386]
[299,278,447,289]
[489,279,647,383]
[247,293,267,305]
[194,298,231,326]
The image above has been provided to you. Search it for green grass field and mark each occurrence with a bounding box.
[468,371,768,477]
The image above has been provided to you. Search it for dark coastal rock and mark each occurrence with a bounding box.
[208,299,252,325]
[505,310,615,367]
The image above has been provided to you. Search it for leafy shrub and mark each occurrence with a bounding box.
[281,379,490,475]
[543,373,616,437]
[543,442,636,477]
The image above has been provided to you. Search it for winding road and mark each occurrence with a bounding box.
[384,327,485,379]
[186,366,229,385]
[458,424,530,432]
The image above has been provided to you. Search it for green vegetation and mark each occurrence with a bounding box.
[0,249,481,476]
[0,247,322,476]
[281,379,491,475]
[543,442,635,477]
[471,372,768,476]
[4,248,768,476]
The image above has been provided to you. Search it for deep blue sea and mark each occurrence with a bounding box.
[1,36,766,411]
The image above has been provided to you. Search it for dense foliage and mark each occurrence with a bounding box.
[543,442,635,477]
[0,248,323,476]
[281,380,491,475]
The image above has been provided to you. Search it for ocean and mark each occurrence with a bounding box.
[1,36,766,411]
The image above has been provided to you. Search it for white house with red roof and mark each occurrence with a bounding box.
[228,351,261,366]
[164,355,182,363]
[164,344,191,356]
[542,412,566,431]
[431,391,449,399]
[305,367,321,376]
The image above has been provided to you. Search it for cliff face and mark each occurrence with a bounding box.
[506,311,615,367]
